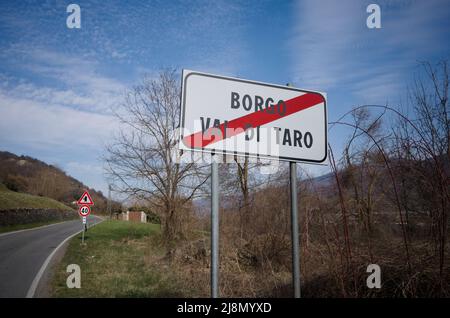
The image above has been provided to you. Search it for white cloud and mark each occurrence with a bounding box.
[289,0,449,102]
[4,83,95,108]
[0,87,120,194]
[351,71,404,104]
[2,48,127,113]
[289,0,366,89]
[0,75,129,195]
[0,90,117,151]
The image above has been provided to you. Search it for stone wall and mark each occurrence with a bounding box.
[0,208,78,226]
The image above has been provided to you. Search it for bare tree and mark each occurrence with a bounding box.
[219,155,275,241]
[27,167,69,202]
[341,108,386,235]
[104,70,207,243]
[393,60,449,290]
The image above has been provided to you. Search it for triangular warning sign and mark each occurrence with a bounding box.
[77,191,94,205]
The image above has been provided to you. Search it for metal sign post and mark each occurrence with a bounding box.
[82,217,85,244]
[211,155,219,298]
[179,70,327,299]
[290,161,301,298]
[287,82,301,298]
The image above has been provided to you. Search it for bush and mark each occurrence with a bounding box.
[146,211,161,224]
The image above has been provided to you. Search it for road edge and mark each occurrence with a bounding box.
[0,219,77,238]
[26,216,105,298]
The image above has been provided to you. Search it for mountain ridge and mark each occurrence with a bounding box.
[0,150,108,212]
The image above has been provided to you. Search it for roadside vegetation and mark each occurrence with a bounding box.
[0,182,78,233]
[51,220,189,297]
[101,61,448,297]
[0,183,73,211]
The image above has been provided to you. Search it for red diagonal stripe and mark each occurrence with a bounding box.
[183,92,324,148]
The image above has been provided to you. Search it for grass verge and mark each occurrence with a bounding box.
[0,185,73,211]
[50,220,186,297]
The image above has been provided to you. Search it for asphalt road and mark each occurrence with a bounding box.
[0,215,102,298]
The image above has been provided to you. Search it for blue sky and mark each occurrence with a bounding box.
[0,0,449,195]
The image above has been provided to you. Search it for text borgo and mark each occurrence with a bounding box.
[231,92,286,115]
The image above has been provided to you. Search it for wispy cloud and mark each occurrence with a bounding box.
[0,89,117,150]
[1,48,127,113]
[0,0,257,193]
[0,47,124,193]
[0,85,119,192]
[288,0,450,177]
[289,0,365,89]
[288,0,450,103]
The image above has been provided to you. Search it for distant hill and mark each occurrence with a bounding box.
[307,171,334,187]
[0,150,108,212]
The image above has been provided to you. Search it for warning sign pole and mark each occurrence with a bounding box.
[81,221,85,244]
[211,155,219,298]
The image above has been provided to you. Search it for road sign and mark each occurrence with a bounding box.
[82,216,87,224]
[179,70,327,163]
[79,205,91,217]
[77,191,94,206]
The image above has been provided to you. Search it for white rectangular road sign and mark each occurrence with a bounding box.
[179,70,327,163]
[82,216,86,224]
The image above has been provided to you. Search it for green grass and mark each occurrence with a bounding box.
[51,220,186,298]
[0,186,72,211]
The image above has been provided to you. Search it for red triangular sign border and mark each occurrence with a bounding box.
[77,191,94,205]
